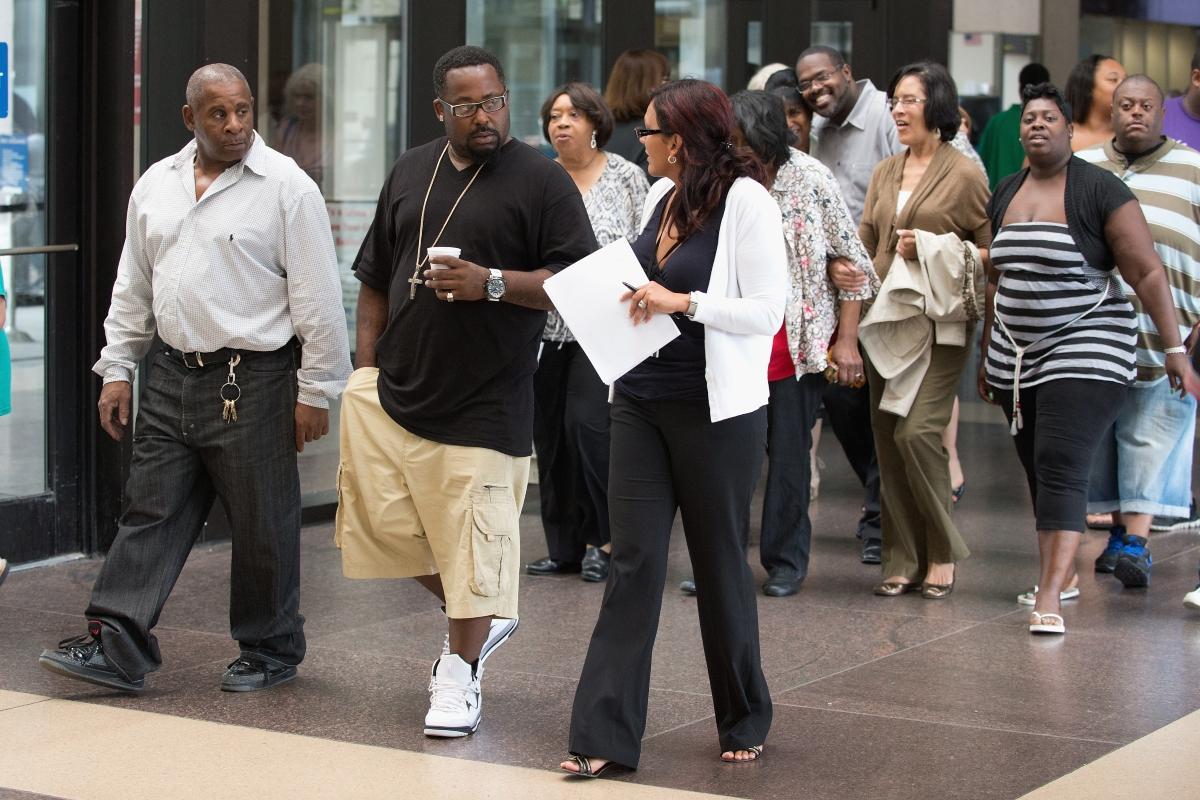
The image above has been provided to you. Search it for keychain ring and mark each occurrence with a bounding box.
[220,382,242,403]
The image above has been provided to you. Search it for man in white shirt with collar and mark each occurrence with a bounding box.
[38,63,351,694]
[796,46,902,563]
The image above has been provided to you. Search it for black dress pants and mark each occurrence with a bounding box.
[532,340,611,562]
[86,345,304,681]
[760,373,826,577]
[822,377,882,539]
[569,394,772,768]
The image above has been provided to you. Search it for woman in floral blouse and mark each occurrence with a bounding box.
[730,90,878,596]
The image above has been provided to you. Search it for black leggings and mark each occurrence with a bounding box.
[991,378,1127,532]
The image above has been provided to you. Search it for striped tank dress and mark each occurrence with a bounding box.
[985,222,1136,401]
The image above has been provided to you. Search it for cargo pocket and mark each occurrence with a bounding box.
[468,488,518,597]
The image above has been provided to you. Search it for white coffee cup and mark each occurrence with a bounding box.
[427,246,461,269]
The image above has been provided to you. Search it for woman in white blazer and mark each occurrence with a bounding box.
[560,79,787,778]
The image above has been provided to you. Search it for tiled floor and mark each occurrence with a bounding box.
[3,414,1200,799]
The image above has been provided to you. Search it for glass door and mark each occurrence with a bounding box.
[0,0,87,562]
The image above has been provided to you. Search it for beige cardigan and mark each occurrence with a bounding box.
[859,141,991,282]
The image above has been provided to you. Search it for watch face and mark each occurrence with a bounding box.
[486,274,505,299]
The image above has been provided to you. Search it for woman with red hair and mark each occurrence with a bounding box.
[560,79,787,777]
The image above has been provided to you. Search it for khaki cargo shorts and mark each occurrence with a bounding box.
[335,368,528,620]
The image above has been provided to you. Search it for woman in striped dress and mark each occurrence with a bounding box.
[979,83,1194,635]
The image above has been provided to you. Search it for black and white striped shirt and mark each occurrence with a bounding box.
[985,222,1136,390]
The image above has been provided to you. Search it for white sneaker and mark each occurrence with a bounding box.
[1183,585,1200,611]
[439,616,519,672]
[424,654,481,738]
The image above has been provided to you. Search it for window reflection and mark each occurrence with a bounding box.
[655,0,726,86]
[466,0,604,150]
[265,0,408,504]
[273,63,327,186]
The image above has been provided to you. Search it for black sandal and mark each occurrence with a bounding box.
[721,745,764,763]
[561,755,619,779]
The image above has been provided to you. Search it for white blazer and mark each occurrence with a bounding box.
[640,176,787,421]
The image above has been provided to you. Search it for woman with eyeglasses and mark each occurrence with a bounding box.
[525,83,649,584]
[858,62,991,600]
[560,79,786,778]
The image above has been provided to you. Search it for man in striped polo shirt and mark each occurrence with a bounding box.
[1077,75,1200,598]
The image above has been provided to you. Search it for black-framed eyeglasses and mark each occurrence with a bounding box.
[634,127,663,138]
[438,94,508,118]
[797,66,843,93]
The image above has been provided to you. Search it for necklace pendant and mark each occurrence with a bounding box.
[408,271,424,299]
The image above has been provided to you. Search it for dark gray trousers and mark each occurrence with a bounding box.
[532,340,612,561]
[86,344,303,680]
[569,394,772,768]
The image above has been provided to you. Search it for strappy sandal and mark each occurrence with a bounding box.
[1028,611,1066,635]
[561,755,619,779]
[720,745,764,763]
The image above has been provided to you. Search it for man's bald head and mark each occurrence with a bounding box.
[1111,74,1165,152]
[186,63,251,109]
[1114,74,1164,106]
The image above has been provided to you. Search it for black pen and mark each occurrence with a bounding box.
[621,281,641,293]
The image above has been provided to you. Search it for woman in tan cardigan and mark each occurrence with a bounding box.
[858,62,990,598]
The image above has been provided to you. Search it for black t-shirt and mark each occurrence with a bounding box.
[353,137,597,456]
[616,191,725,401]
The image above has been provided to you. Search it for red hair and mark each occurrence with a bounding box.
[650,79,766,239]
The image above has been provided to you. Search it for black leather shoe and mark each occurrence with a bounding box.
[525,557,582,576]
[679,578,697,595]
[39,623,144,693]
[861,538,882,564]
[220,655,298,692]
[763,569,802,597]
[580,547,611,582]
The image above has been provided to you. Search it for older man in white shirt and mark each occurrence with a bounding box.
[38,63,350,694]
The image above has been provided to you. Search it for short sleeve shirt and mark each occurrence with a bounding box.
[353,137,597,456]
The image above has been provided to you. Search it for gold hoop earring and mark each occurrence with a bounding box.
[667,154,678,164]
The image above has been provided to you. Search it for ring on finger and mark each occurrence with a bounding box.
[637,299,647,310]
[447,291,455,303]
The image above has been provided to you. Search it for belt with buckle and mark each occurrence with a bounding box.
[164,346,241,369]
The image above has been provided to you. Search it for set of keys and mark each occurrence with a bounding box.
[220,355,242,423]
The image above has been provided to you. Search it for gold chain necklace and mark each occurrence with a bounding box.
[408,143,487,299]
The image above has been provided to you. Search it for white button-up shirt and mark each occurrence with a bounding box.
[94,133,351,408]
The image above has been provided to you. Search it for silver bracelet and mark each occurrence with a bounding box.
[1164,345,1187,355]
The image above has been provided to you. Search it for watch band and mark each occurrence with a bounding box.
[487,268,504,302]
[685,294,699,319]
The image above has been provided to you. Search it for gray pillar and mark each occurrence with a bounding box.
[1040,0,1080,87]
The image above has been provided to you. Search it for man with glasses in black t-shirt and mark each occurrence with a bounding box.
[336,45,596,738]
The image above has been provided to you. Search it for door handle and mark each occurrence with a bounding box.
[0,244,80,256]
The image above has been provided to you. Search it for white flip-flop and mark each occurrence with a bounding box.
[1016,584,1080,606]
[1028,611,1066,634]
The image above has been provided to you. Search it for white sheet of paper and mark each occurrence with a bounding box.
[543,238,680,385]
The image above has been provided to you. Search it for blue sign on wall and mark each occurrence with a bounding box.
[0,43,8,119]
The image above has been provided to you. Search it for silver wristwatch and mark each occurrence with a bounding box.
[485,268,506,302]
[685,292,699,319]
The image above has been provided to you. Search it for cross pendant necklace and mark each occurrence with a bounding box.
[409,143,487,299]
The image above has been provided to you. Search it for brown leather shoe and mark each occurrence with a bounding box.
[873,580,920,596]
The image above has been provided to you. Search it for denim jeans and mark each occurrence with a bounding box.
[86,343,303,680]
[1088,376,1195,518]
[760,373,825,577]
